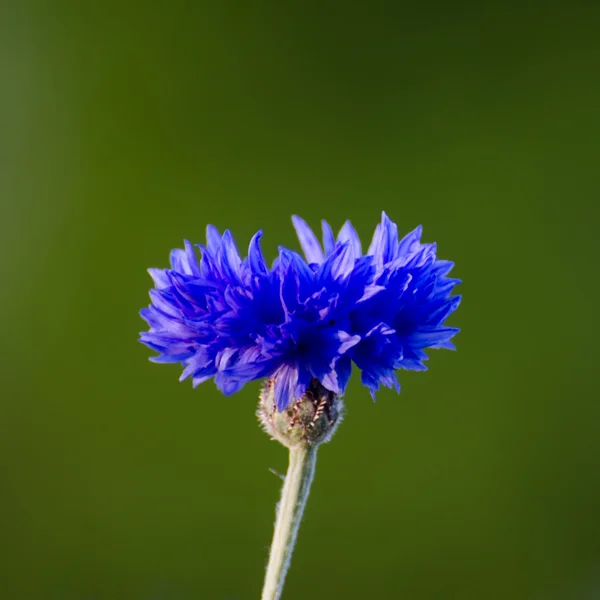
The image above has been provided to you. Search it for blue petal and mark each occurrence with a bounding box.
[367,223,383,262]
[357,284,385,304]
[180,357,216,381]
[321,220,336,255]
[398,358,428,371]
[147,290,180,317]
[431,259,454,277]
[216,375,245,395]
[337,220,362,259]
[215,347,238,371]
[367,212,398,265]
[280,263,300,314]
[170,248,194,275]
[273,363,301,411]
[292,215,325,264]
[222,359,275,381]
[320,370,342,394]
[434,340,456,350]
[380,212,399,263]
[148,268,170,289]
[184,240,201,277]
[360,369,381,401]
[206,225,221,253]
[334,356,353,393]
[248,230,268,275]
[427,295,461,325]
[335,331,361,353]
[435,278,461,296]
[220,230,243,283]
[396,225,423,257]
[329,243,354,281]
[278,248,315,282]
[408,326,460,348]
[149,351,194,364]
[192,373,215,388]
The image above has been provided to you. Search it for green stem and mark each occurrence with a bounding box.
[261,445,318,600]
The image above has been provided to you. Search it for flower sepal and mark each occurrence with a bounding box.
[259,378,344,448]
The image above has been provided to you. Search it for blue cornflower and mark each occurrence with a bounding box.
[140,212,461,409]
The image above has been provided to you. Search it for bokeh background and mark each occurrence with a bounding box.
[1,1,599,599]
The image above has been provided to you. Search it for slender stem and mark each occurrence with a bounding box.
[261,445,318,600]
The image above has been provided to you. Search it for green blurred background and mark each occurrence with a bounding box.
[1,1,599,599]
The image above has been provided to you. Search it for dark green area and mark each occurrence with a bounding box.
[1,1,599,599]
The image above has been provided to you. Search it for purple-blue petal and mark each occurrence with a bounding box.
[321,220,336,256]
[337,220,362,259]
[248,230,268,275]
[292,215,325,265]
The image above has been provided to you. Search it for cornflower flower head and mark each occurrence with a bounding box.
[140,212,460,411]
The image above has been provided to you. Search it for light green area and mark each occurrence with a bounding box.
[1,2,599,599]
